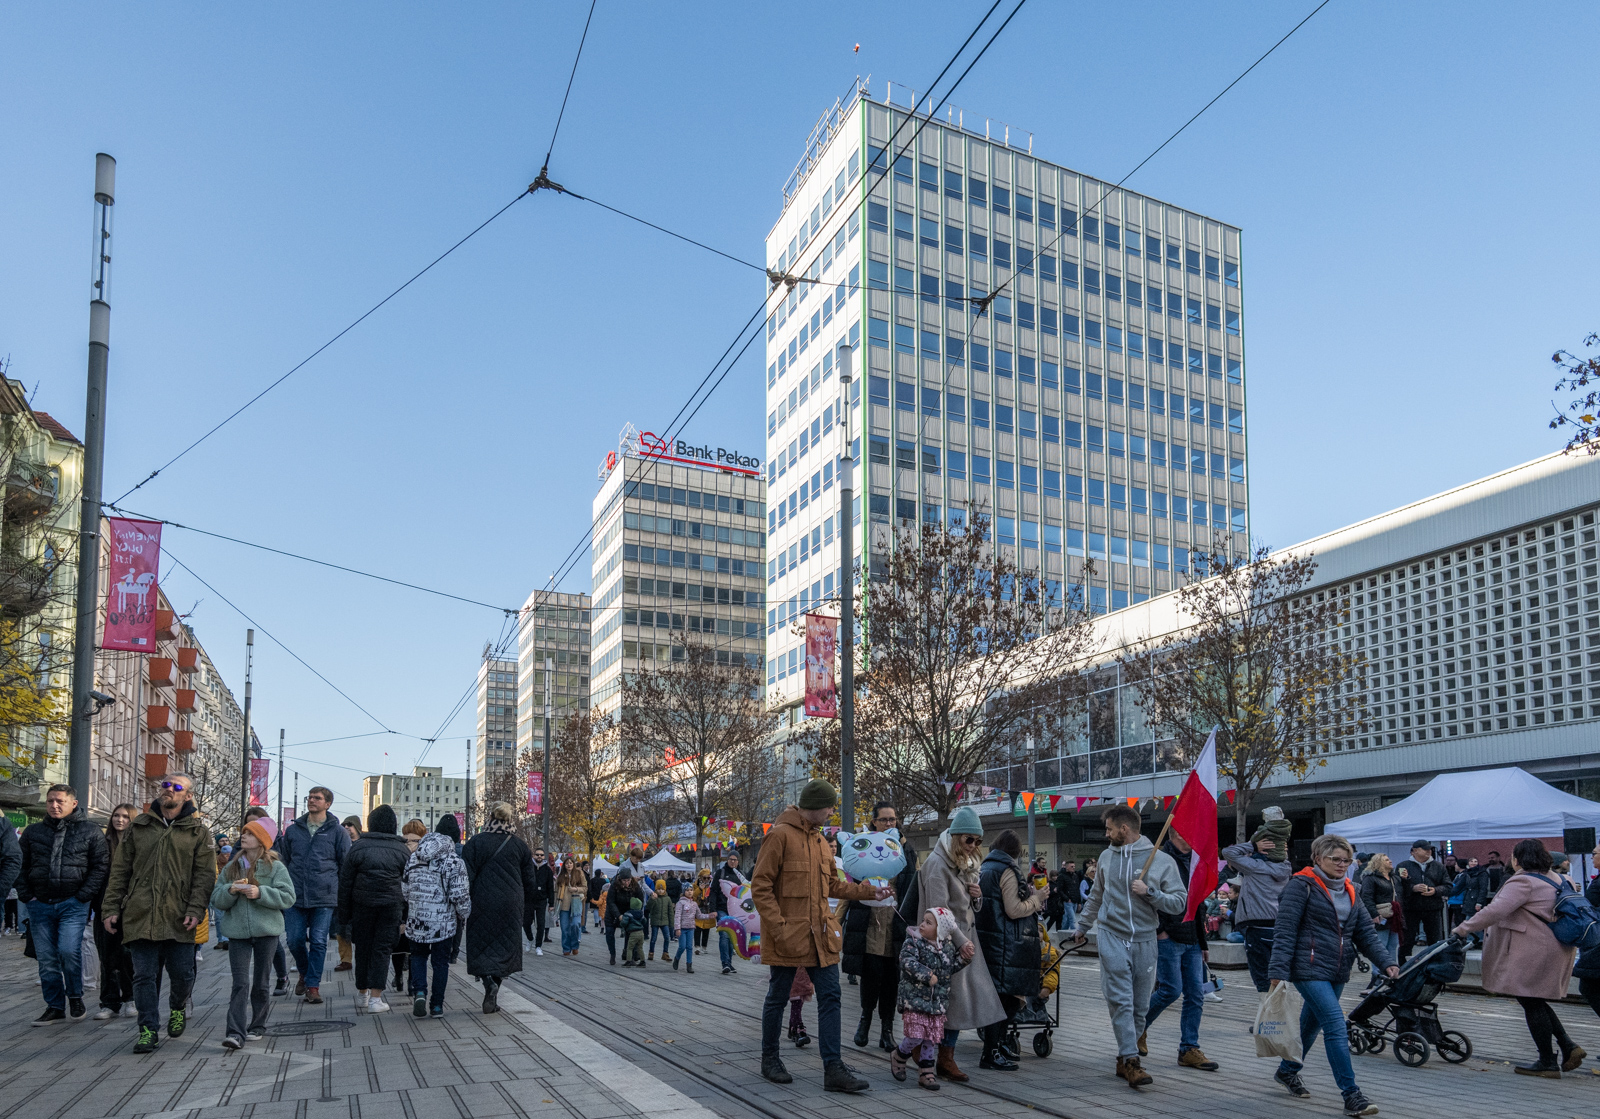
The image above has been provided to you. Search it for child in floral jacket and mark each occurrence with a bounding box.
[891,907,974,1090]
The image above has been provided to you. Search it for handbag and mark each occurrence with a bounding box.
[1376,902,1393,921]
[1254,983,1303,1060]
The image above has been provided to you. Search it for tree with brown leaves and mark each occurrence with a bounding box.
[546,708,625,860]
[1550,332,1600,455]
[618,636,781,856]
[1117,542,1365,841]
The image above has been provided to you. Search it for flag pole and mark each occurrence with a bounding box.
[1139,807,1176,881]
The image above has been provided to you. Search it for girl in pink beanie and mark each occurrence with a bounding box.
[211,813,296,1048]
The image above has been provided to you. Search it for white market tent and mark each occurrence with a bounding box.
[1336,767,1600,854]
[640,850,696,874]
[590,855,620,877]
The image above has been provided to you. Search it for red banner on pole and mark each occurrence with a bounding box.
[102,518,162,651]
[803,613,838,718]
[527,772,543,815]
[249,759,270,806]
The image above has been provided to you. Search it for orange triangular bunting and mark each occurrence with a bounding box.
[1020,792,1035,810]
[1127,796,1140,808]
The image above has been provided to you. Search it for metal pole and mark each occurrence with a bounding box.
[465,737,473,838]
[836,341,856,833]
[541,656,552,852]
[1026,748,1037,868]
[69,153,116,797]
[238,629,253,821]
[277,729,284,827]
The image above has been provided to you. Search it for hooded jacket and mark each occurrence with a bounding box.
[102,801,215,942]
[1220,840,1293,926]
[749,806,879,968]
[401,831,471,943]
[897,928,971,1018]
[337,831,409,921]
[209,855,296,939]
[1270,867,1395,983]
[1079,834,1186,942]
[277,812,352,909]
[17,806,109,904]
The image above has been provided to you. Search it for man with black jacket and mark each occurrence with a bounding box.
[18,784,109,1025]
[0,819,22,906]
[1054,860,1082,933]
[1395,840,1450,964]
[530,847,555,955]
[712,851,747,975]
[1141,835,1218,1072]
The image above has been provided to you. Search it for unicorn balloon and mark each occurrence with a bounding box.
[718,879,761,959]
[837,828,906,907]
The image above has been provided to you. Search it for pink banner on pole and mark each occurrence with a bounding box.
[527,772,543,815]
[102,518,162,651]
[249,759,270,806]
[453,811,465,834]
[281,807,296,833]
[803,613,838,718]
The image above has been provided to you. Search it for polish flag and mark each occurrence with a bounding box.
[1168,727,1220,921]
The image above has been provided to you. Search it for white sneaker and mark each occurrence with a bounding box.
[245,1031,264,1041]
[367,997,391,1013]
[354,993,369,1012]
[122,1005,138,1018]
[92,1007,115,1020]
[535,948,543,956]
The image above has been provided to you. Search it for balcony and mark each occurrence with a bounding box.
[176,647,198,673]
[143,753,168,779]
[147,705,172,734]
[156,610,178,641]
[148,658,174,688]
[0,551,50,620]
[175,689,197,714]
[172,730,194,752]
[3,459,59,523]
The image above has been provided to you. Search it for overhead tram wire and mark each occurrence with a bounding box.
[970,0,1333,321]
[540,0,599,178]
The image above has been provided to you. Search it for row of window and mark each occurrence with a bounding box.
[621,575,762,607]
[621,610,763,638]
[623,480,762,518]
[867,312,1241,373]
[621,543,761,579]
[868,436,1244,487]
[622,511,766,549]
[626,641,761,669]
[868,377,1242,431]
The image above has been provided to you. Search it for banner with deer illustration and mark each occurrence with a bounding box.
[803,613,839,718]
[103,517,163,652]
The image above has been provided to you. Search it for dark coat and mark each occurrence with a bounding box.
[17,807,108,905]
[337,833,409,922]
[276,814,351,909]
[842,844,917,975]
[897,932,970,1016]
[586,870,605,902]
[1457,865,1493,916]
[607,875,643,926]
[461,829,539,978]
[0,822,22,903]
[1358,871,1395,917]
[102,802,215,942]
[1269,868,1395,984]
[1573,875,1600,981]
[665,875,683,903]
[976,850,1042,999]
[1155,840,1207,946]
[531,862,555,908]
[712,863,745,914]
[1395,857,1450,913]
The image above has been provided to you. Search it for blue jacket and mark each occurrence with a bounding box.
[1269,867,1395,984]
[275,814,351,909]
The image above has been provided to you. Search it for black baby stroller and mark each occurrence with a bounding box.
[1346,935,1470,1067]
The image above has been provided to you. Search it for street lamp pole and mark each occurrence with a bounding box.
[836,341,856,833]
[541,656,552,852]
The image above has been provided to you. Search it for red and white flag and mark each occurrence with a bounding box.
[1168,726,1220,921]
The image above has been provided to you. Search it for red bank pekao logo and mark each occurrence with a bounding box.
[599,424,762,478]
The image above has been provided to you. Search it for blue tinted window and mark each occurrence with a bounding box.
[995,405,1013,433]
[972,399,989,428]
[972,455,990,483]
[947,393,966,423]
[968,179,987,207]
[945,225,963,254]
[1042,415,1059,444]
[997,460,1014,489]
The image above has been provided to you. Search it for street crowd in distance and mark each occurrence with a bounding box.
[4,775,1600,1119]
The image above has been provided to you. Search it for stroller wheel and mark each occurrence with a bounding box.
[1366,1032,1387,1055]
[1347,1026,1369,1055]
[1033,1031,1053,1058]
[1394,1031,1429,1067]
[1437,1031,1472,1064]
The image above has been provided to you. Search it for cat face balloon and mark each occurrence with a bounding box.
[838,828,906,897]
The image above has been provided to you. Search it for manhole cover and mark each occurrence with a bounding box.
[265,1020,356,1036]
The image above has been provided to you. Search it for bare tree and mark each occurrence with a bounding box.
[1550,331,1600,455]
[714,734,787,863]
[1117,541,1365,842]
[618,635,782,854]
[471,764,542,851]
[546,708,624,860]
[628,781,678,851]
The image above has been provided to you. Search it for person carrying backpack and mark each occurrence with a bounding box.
[1453,839,1583,1077]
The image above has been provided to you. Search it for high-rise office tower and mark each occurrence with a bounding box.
[515,589,592,766]
[763,81,1248,712]
[473,655,518,793]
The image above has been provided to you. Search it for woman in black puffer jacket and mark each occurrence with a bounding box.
[976,831,1044,1072]
[337,805,411,1012]
[1268,834,1398,1117]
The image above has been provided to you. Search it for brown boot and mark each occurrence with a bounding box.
[1137,1030,1148,1056]
[936,1045,969,1083]
[1116,1056,1153,1088]
[1178,1047,1219,1071]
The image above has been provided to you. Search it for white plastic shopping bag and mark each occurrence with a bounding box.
[80,919,99,989]
[1253,983,1301,1060]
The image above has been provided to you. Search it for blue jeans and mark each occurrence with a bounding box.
[650,922,672,954]
[408,939,452,1009]
[28,898,88,1008]
[1278,980,1357,1095]
[1145,938,1205,1050]
[282,905,334,988]
[763,964,841,1062]
[559,908,579,953]
[718,923,735,969]
[674,928,693,965]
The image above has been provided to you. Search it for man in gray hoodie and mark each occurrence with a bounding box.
[1072,805,1187,1089]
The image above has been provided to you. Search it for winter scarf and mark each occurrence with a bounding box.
[1251,817,1293,861]
[482,818,514,835]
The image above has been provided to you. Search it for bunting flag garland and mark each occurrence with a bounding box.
[1019,791,1035,810]
[762,822,772,835]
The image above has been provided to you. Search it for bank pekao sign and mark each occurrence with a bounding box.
[600,423,761,479]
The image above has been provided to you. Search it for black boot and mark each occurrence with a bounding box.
[998,1024,1021,1061]
[761,1054,792,1083]
[481,977,500,1014]
[979,1025,1019,1071]
[878,1019,895,1051]
[853,1012,872,1048]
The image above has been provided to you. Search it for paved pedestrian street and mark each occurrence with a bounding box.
[4,933,1596,1119]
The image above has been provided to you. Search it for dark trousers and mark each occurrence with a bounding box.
[350,904,403,991]
[1515,996,1575,1063]
[273,937,287,980]
[605,922,618,962]
[226,935,277,1039]
[128,938,197,1032]
[533,904,548,947]
[1242,924,1275,992]
[763,964,842,1063]
[1398,907,1445,964]
[857,954,896,1023]
[694,925,709,949]
[1580,976,1600,1020]
[94,918,135,1010]
[409,938,452,1009]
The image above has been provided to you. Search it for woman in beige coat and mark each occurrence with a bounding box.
[917,807,1005,1082]
[1454,838,1582,1077]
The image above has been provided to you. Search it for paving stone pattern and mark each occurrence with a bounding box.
[3,928,1597,1119]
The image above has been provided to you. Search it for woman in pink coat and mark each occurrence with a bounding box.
[1453,839,1582,1078]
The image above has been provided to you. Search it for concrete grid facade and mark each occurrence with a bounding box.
[514,589,592,770]
[473,655,518,792]
[762,82,1247,712]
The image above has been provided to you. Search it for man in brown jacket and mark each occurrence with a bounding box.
[751,779,890,1092]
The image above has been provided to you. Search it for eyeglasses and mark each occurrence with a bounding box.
[1322,855,1353,866]
[159,781,188,792]
[958,835,981,845]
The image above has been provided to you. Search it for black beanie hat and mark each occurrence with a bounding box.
[367,804,398,835]
[436,813,461,841]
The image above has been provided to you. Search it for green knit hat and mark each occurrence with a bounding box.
[630,897,643,910]
[798,778,838,810]
[949,806,983,835]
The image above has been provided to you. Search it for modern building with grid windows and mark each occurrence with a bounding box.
[589,431,768,730]
[762,80,1247,712]
[473,655,519,793]
[514,590,592,770]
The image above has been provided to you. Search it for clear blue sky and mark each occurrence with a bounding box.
[4,2,1597,812]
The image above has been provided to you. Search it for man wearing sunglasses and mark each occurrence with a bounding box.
[103,773,217,1054]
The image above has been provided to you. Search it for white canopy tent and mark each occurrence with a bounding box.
[640,850,697,874]
[589,855,620,878]
[1335,767,1600,861]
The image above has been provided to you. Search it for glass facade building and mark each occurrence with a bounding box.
[763,84,1248,712]
[474,656,519,792]
[512,590,592,778]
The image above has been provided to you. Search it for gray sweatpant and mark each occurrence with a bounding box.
[1096,934,1158,1058]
